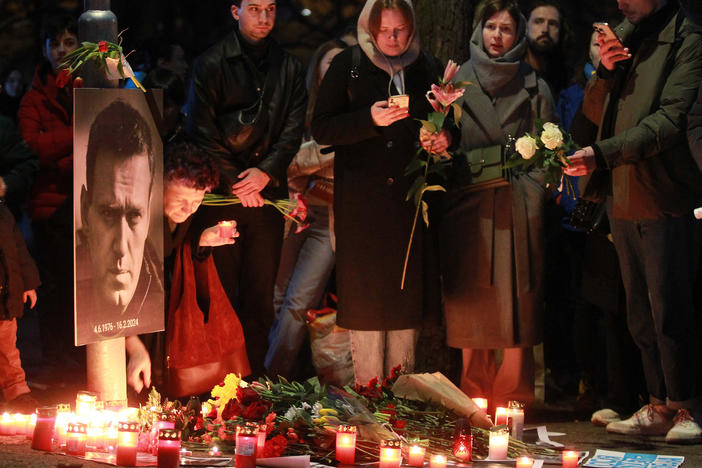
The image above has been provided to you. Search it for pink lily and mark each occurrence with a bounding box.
[442,59,460,83]
[430,83,465,107]
[425,92,446,114]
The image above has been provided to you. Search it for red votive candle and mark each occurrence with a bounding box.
[563,450,579,468]
[430,454,447,468]
[494,407,509,426]
[379,439,402,468]
[151,411,175,455]
[217,220,234,238]
[31,407,57,451]
[335,425,357,465]
[452,418,472,462]
[235,425,257,468]
[407,444,425,467]
[66,422,87,456]
[116,421,139,466]
[26,413,37,439]
[517,456,534,468]
[256,423,267,457]
[157,429,181,468]
[0,413,15,435]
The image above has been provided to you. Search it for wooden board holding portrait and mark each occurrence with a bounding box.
[73,88,164,346]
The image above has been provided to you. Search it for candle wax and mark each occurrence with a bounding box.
[335,433,356,465]
[116,444,137,466]
[488,433,508,460]
[407,445,425,467]
[563,450,579,468]
[379,447,402,468]
[157,441,181,468]
[430,454,447,468]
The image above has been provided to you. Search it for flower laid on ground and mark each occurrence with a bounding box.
[59,31,145,91]
[401,60,470,289]
[504,119,579,197]
[202,192,308,232]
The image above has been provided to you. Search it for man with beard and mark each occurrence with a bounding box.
[524,0,571,96]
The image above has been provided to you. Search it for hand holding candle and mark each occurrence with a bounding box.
[200,221,239,247]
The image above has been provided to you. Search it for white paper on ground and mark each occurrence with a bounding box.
[257,455,311,467]
[532,425,565,448]
[584,449,684,468]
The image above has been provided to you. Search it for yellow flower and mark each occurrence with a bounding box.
[209,373,243,409]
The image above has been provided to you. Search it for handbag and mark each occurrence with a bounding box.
[462,144,511,192]
[166,242,250,398]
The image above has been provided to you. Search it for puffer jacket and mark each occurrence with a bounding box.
[18,63,73,221]
[0,201,40,320]
[688,80,702,170]
[185,31,307,199]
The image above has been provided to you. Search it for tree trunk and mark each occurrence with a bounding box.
[414,0,474,65]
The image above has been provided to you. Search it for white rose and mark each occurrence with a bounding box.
[540,122,564,150]
[515,135,538,159]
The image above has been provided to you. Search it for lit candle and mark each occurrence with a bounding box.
[472,398,488,411]
[379,439,402,468]
[256,423,267,457]
[151,411,175,455]
[235,425,257,468]
[494,407,509,426]
[0,413,15,435]
[116,421,139,467]
[87,423,106,452]
[508,401,525,441]
[335,425,357,465]
[157,429,181,468]
[517,456,534,468]
[563,450,578,468]
[31,406,57,451]
[105,423,119,452]
[54,403,72,448]
[13,414,27,436]
[66,422,87,456]
[452,418,472,462]
[429,454,447,468]
[75,391,97,420]
[26,413,37,439]
[119,407,139,423]
[488,426,509,460]
[217,220,234,238]
[407,444,425,467]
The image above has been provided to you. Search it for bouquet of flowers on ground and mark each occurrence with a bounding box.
[401,60,469,289]
[203,192,309,233]
[504,120,579,197]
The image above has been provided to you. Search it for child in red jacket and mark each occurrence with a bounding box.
[0,178,40,413]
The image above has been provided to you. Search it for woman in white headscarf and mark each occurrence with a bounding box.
[312,0,443,385]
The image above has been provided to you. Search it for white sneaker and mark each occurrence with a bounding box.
[665,409,702,444]
[606,404,674,435]
[592,408,622,427]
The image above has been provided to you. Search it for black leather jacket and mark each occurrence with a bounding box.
[185,31,307,199]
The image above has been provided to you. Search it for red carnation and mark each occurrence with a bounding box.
[242,400,270,420]
[237,386,261,405]
[98,41,108,53]
[55,69,71,88]
[393,419,407,429]
[221,400,242,421]
[262,435,288,458]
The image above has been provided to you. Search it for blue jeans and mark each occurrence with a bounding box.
[265,206,334,378]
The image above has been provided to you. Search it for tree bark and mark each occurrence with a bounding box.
[414,0,474,65]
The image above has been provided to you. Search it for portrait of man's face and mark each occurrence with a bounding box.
[81,149,152,311]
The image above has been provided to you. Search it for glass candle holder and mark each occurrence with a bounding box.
[26,413,37,440]
[157,429,181,468]
[0,412,15,435]
[12,414,27,436]
[217,220,234,238]
[75,391,98,419]
[151,411,175,455]
[508,401,525,441]
[452,418,472,462]
[31,406,57,451]
[430,454,447,468]
[517,456,534,468]
[235,425,257,468]
[562,450,579,468]
[379,439,402,468]
[66,422,87,456]
[335,425,357,465]
[494,406,509,426]
[487,426,509,460]
[55,403,72,448]
[407,444,426,467]
[116,421,139,466]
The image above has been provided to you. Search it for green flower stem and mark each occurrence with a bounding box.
[401,151,431,290]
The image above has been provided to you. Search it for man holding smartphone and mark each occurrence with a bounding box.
[565,0,702,443]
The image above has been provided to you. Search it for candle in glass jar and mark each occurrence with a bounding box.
[488,426,509,460]
[157,429,181,468]
[517,456,534,468]
[76,391,97,419]
[452,418,472,462]
[407,444,425,467]
[494,407,509,426]
[508,401,525,440]
[430,454,447,468]
[66,422,87,456]
[217,220,234,238]
[116,421,139,466]
[235,425,257,468]
[379,439,402,468]
[151,411,175,455]
[563,450,578,468]
[54,403,72,447]
[472,398,488,411]
[31,406,57,451]
[335,425,357,465]
[0,413,15,435]
[256,424,267,457]
[13,414,27,436]
[26,413,37,439]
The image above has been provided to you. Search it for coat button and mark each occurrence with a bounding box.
[386,177,394,185]
[386,140,393,149]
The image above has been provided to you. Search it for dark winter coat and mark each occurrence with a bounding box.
[18,63,73,221]
[185,31,307,199]
[688,80,702,171]
[0,115,38,219]
[0,202,40,319]
[439,15,555,349]
[311,46,442,331]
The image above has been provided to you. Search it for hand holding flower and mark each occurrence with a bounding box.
[565,146,596,176]
[420,127,452,157]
